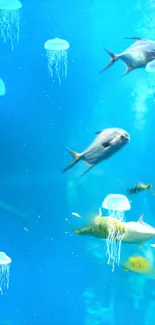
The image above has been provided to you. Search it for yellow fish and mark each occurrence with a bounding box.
[121,255,153,275]
[128,183,155,195]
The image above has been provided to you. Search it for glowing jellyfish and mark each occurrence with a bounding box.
[44,37,70,84]
[101,194,130,271]
[0,0,22,50]
[146,59,155,73]
[0,78,5,96]
[0,252,11,294]
[102,194,131,221]
[105,217,126,271]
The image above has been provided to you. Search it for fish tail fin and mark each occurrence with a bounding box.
[148,184,153,191]
[62,147,81,173]
[99,48,119,73]
[148,184,155,195]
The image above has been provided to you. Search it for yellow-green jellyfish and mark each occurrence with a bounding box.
[0,252,11,294]
[0,0,22,50]
[44,37,70,84]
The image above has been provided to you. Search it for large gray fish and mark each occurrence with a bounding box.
[100,37,155,75]
[62,127,130,175]
[122,215,155,245]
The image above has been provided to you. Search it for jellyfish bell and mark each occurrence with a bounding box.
[0,252,11,264]
[102,194,131,222]
[0,0,22,50]
[0,79,6,96]
[0,0,22,10]
[102,194,131,212]
[44,38,70,51]
[0,252,11,294]
[44,37,70,84]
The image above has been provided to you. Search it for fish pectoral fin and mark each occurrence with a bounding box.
[124,37,146,41]
[138,244,143,249]
[146,59,155,71]
[122,65,134,76]
[101,141,110,148]
[99,48,119,73]
[123,267,129,272]
[80,164,94,176]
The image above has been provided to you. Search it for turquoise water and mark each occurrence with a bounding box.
[0,0,155,324]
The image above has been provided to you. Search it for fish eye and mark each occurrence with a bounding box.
[120,134,129,141]
[120,134,126,140]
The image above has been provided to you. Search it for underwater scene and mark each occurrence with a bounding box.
[1,0,155,324]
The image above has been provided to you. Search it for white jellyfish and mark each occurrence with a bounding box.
[44,37,70,84]
[0,0,22,50]
[0,78,5,96]
[101,194,131,271]
[102,194,131,221]
[0,252,11,294]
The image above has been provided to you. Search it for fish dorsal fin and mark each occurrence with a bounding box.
[138,215,154,230]
[95,131,101,135]
[138,214,144,224]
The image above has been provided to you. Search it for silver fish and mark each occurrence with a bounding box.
[62,127,130,176]
[122,215,155,245]
[100,37,155,75]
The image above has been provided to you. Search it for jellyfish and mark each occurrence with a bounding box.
[102,194,131,221]
[0,0,22,50]
[105,217,126,271]
[146,59,155,73]
[0,78,5,96]
[101,194,131,271]
[44,37,70,84]
[0,252,11,294]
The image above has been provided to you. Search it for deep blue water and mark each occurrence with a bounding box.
[0,0,155,324]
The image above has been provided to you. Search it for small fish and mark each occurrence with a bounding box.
[100,37,155,75]
[71,212,82,218]
[121,255,153,275]
[128,183,155,195]
[62,128,130,176]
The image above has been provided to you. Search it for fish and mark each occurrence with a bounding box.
[73,215,127,239]
[62,127,130,175]
[100,37,155,75]
[120,255,153,275]
[0,200,37,231]
[122,215,155,245]
[128,183,155,195]
[73,212,155,247]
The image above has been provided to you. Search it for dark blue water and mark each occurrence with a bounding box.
[0,0,155,324]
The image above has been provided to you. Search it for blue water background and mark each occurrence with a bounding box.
[0,0,155,324]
